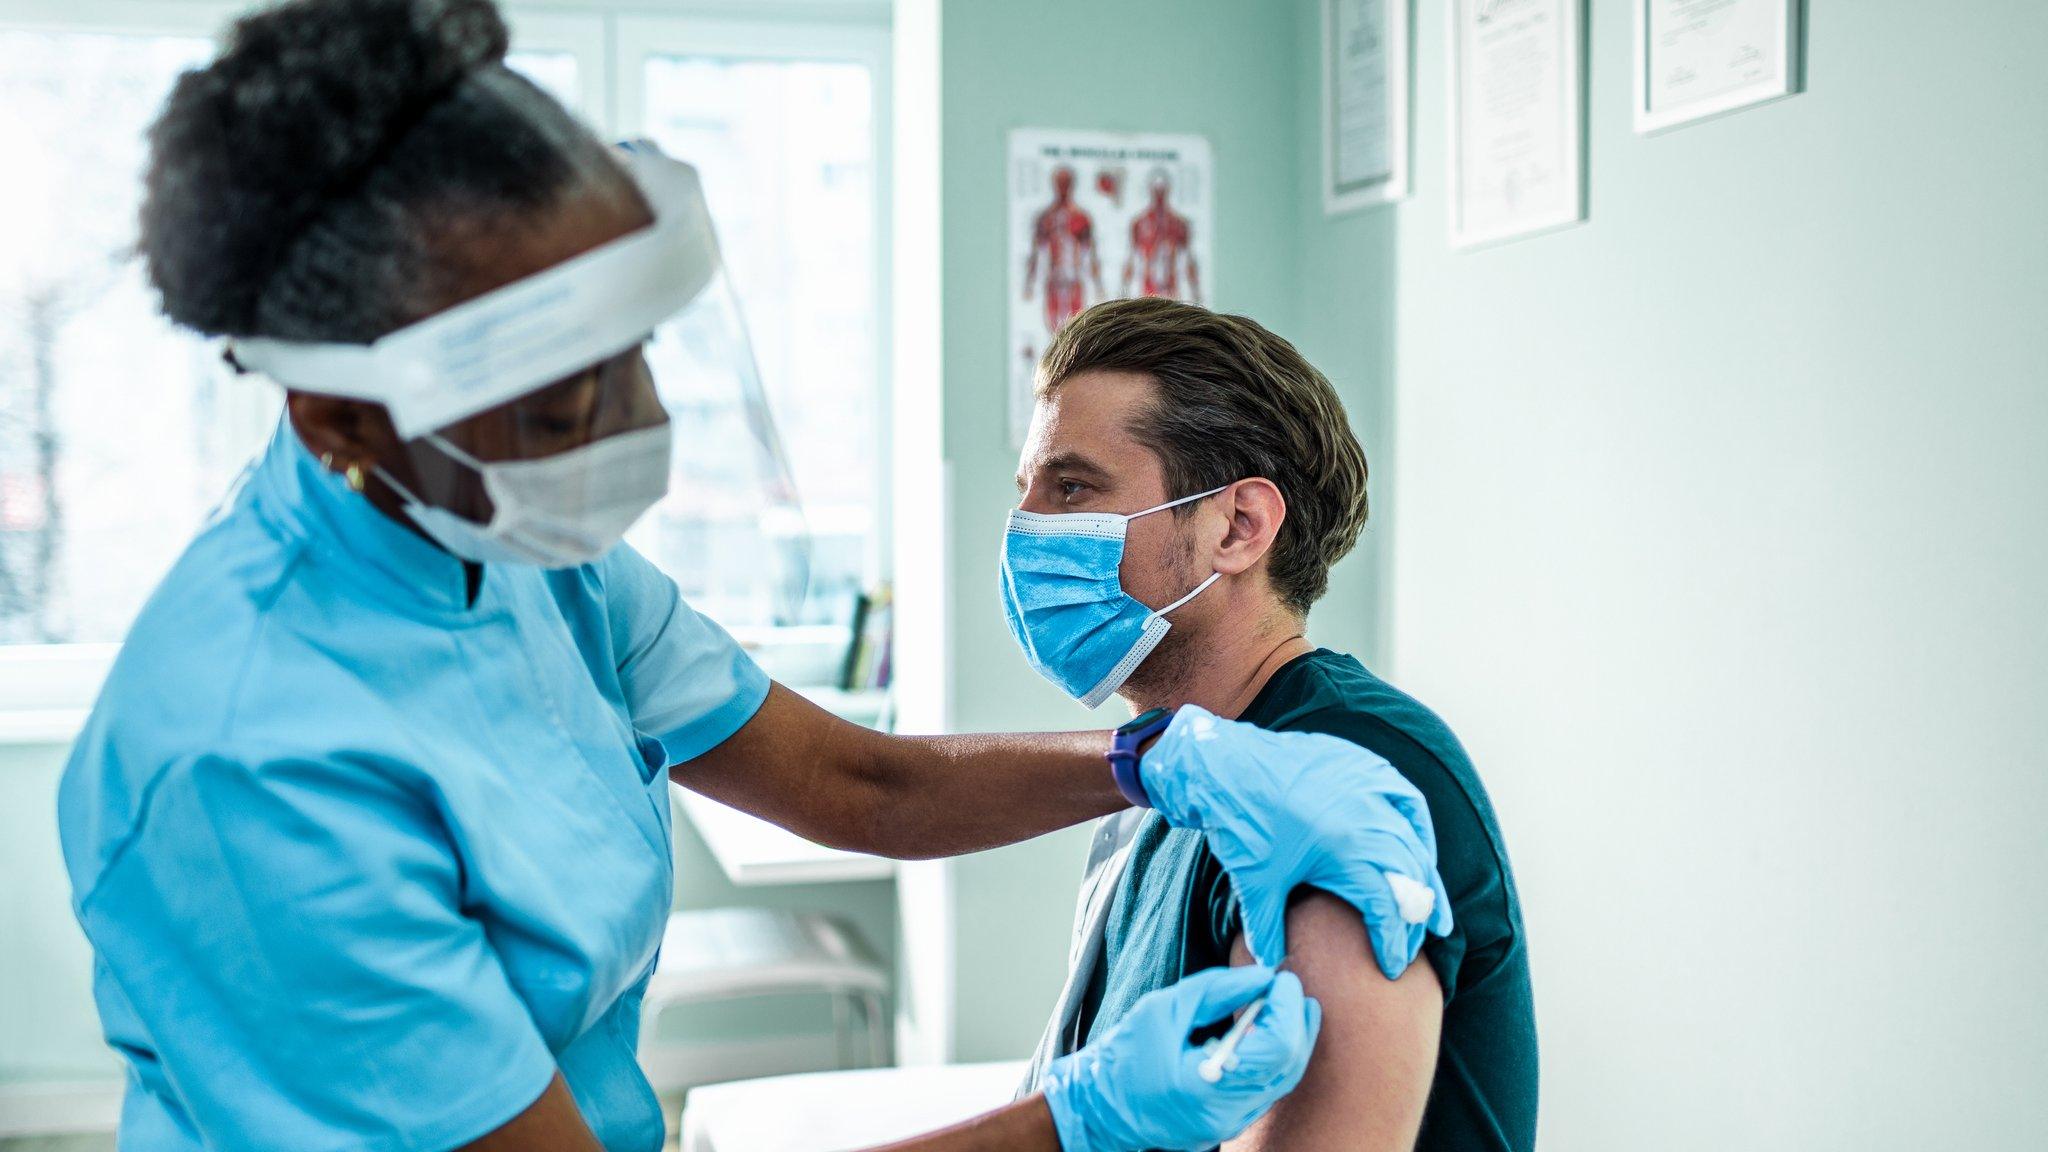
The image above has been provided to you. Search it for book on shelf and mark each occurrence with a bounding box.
[839,583,894,693]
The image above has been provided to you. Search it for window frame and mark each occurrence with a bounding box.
[0,0,236,38]
[503,8,610,126]
[0,0,259,731]
[613,13,896,606]
[0,1,895,731]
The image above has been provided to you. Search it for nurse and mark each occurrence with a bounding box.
[57,0,1448,1149]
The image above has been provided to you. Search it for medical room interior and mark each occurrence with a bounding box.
[1,0,2043,1149]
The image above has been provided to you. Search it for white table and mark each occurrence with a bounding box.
[678,790,896,886]
[679,1061,1030,1152]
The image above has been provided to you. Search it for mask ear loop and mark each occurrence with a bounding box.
[425,434,491,473]
[370,438,481,525]
[386,428,511,506]
[1125,482,1232,522]
[370,460,429,509]
[1147,571,1222,622]
[1130,482,1232,621]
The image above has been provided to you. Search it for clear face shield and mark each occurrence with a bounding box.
[229,145,810,608]
[636,273,811,617]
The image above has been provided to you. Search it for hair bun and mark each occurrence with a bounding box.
[141,0,510,335]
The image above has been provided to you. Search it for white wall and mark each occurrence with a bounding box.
[1357,2,2048,1148]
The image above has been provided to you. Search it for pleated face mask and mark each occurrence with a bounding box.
[384,422,674,569]
[1000,485,1230,708]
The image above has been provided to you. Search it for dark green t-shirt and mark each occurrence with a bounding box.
[1075,649,1538,1152]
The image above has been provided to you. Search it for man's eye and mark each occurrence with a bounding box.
[1058,480,1087,497]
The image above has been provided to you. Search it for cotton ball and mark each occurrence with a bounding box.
[1387,872,1436,925]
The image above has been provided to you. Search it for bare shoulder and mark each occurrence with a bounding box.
[1260,890,1442,995]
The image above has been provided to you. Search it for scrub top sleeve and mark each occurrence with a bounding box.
[600,544,770,764]
[78,754,558,1152]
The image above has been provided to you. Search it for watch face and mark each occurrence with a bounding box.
[1116,707,1171,737]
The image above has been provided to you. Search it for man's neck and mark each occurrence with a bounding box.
[1121,607,1315,722]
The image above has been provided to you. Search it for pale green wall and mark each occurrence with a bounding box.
[0,746,111,1083]
[932,0,1396,1061]
[1293,1,2047,1148]
[1284,0,1398,667]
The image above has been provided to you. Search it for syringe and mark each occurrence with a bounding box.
[1196,994,1269,1084]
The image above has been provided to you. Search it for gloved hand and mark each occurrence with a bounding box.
[1140,704,1454,976]
[1040,965,1320,1152]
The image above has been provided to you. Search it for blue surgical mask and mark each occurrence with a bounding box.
[1001,485,1231,708]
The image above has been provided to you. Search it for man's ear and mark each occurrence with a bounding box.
[1210,478,1286,577]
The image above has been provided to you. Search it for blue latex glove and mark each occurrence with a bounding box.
[1141,704,1455,976]
[1040,966,1320,1152]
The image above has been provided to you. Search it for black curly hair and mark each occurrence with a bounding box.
[140,0,633,343]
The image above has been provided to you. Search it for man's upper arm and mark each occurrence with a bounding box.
[1223,891,1442,1152]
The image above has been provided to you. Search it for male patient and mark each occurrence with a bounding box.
[1010,299,1537,1151]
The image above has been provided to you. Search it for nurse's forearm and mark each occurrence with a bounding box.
[458,1073,605,1152]
[676,683,1124,858]
[858,1095,1063,1152]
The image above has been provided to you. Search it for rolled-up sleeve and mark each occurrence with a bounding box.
[600,544,770,764]
[78,753,557,1152]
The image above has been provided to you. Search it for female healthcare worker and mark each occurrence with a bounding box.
[55,0,1452,1149]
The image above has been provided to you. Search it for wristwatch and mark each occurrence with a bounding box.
[1107,707,1174,809]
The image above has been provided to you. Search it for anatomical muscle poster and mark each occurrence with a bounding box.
[1008,129,1214,447]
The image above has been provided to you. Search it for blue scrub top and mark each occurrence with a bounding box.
[57,421,770,1152]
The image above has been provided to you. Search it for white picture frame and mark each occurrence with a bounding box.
[1322,0,1409,214]
[1634,0,1802,135]
[1447,0,1585,250]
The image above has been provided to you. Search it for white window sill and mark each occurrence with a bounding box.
[0,709,93,745]
[0,644,116,746]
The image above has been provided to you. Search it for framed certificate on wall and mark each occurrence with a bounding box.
[1322,0,1409,214]
[1634,0,1802,134]
[1448,0,1585,249]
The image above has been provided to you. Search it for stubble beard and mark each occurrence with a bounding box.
[1118,536,1207,709]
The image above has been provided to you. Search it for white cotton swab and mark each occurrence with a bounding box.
[1197,994,1269,1084]
[1387,872,1437,924]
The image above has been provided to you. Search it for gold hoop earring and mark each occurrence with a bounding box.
[344,464,366,493]
[319,452,335,470]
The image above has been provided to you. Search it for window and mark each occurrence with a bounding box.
[0,4,891,705]
[629,50,882,630]
[506,50,583,112]
[0,25,274,647]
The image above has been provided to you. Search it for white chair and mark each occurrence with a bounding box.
[679,1061,1031,1152]
[638,907,891,1097]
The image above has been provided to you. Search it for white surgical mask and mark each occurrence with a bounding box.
[379,423,674,568]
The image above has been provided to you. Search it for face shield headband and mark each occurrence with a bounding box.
[224,144,721,440]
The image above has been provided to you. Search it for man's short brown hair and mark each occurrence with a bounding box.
[1037,297,1368,616]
